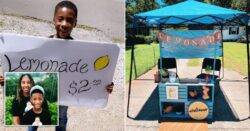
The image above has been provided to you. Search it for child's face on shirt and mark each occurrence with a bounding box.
[30,93,44,110]
[53,7,77,39]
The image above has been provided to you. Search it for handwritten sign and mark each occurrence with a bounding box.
[0,33,120,108]
[158,30,222,58]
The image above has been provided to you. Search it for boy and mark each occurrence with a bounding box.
[1,1,113,130]
[50,0,77,40]
[50,1,114,131]
[22,85,51,125]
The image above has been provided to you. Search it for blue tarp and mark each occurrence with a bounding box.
[159,30,222,58]
[135,0,247,25]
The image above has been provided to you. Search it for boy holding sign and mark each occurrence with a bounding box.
[0,1,114,131]
[50,1,114,131]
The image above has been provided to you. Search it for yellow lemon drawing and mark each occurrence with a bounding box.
[94,55,109,71]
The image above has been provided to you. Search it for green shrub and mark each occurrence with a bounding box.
[144,35,155,44]
[126,35,145,45]
[49,102,58,125]
[126,35,157,45]
[5,96,14,125]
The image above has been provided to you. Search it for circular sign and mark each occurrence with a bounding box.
[188,101,209,120]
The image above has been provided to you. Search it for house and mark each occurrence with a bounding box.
[214,26,245,41]
[188,24,246,41]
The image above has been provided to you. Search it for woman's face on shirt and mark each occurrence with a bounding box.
[30,93,43,109]
[21,75,32,94]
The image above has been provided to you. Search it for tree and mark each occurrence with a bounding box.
[5,78,18,96]
[204,0,247,12]
[126,0,159,27]
[37,74,58,102]
[231,0,247,12]
[164,0,184,5]
[209,0,232,8]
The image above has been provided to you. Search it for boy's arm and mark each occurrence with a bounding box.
[106,82,114,94]
[0,76,4,86]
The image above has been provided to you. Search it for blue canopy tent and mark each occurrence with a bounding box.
[127,0,249,119]
[135,0,247,25]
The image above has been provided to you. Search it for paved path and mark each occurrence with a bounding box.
[126,67,159,131]
[159,122,208,131]
[126,59,250,131]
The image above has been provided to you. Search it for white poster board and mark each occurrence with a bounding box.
[0,33,120,108]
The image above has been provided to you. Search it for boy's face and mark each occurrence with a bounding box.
[30,93,44,110]
[53,7,77,39]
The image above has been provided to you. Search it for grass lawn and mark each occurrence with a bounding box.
[126,43,159,82]
[187,42,248,76]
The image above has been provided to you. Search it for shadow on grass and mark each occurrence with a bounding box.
[129,84,237,122]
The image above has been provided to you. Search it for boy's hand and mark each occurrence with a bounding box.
[0,76,4,86]
[106,82,114,94]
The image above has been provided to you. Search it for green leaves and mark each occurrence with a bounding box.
[5,96,14,125]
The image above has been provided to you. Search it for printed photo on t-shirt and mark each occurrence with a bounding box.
[4,72,59,126]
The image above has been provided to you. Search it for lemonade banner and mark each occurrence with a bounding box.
[158,30,222,58]
[0,33,120,108]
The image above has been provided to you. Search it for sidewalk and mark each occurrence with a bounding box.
[126,67,159,131]
[126,59,250,130]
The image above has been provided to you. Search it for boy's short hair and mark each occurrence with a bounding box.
[54,0,78,18]
[30,85,45,96]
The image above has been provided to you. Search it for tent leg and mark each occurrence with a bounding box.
[246,25,250,118]
[127,44,135,118]
[220,25,225,79]
[133,51,138,78]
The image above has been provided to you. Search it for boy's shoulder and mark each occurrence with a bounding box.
[48,35,55,38]
[23,108,35,116]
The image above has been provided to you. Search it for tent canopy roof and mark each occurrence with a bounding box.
[135,0,248,25]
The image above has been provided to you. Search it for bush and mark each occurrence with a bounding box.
[144,35,155,44]
[5,96,58,125]
[5,96,14,125]
[48,102,58,125]
[126,35,157,45]
[126,35,145,45]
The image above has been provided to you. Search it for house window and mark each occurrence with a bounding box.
[229,27,239,35]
